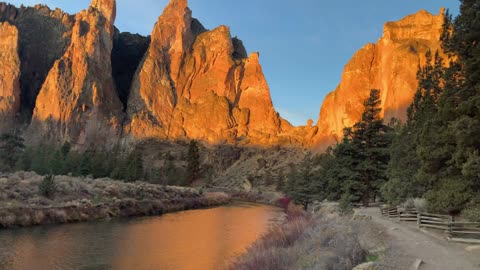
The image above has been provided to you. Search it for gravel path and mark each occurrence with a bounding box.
[357,207,480,270]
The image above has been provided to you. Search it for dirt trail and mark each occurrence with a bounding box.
[357,207,480,270]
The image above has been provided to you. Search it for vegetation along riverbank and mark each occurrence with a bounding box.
[230,203,385,270]
[0,171,230,228]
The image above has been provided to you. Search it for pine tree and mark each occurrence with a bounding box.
[351,89,392,206]
[276,168,285,192]
[290,154,316,209]
[416,1,480,212]
[39,175,57,199]
[125,150,144,182]
[79,151,92,176]
[0,133,25,171]
[285,163,298,193]
[384,52,445,204]
[186,140,200,183]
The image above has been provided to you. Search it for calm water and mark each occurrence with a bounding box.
[0,203,284,270]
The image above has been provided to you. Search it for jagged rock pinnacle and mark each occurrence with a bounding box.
[90,0,116,23]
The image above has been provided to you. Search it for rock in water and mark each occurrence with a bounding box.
[30,0,123,148]
[312,9,445,149]
[0,22,20,133]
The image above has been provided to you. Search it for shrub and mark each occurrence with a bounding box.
[39,175,57,199]
[413,198,428,212]
[339,193,355,215]
[425,179,473,213]
[462,205,480,222]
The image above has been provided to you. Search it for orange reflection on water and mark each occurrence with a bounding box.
[0,203,283,270]
[111,203,283,270]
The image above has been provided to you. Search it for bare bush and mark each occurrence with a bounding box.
[230,206,367,270]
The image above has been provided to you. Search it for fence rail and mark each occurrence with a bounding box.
[447,222,480,244]
[380,206,479,244]
[381,206,399,218]
[399,209,418,222]
[417,212,452,231]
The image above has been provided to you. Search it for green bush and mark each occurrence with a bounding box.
[39,175,58,199]
[339,193,354,215]
[425,179,473,213]
[381,178,407,205]
[462,205,480,222]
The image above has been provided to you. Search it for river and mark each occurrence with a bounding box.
[0,203,284,270]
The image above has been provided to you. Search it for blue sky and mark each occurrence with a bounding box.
[9,0,460,125]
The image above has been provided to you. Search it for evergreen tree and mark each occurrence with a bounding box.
[285,163,298,193]
[384,52,445,204]
[328,130,361,201]
[351,89,392,206]
[290,155,315,209]
[264,170,273,186]
[399,2,480,212]
[39,175,57,199]
[164,152,185,186]
[0,133,25,171]
[276,168,285,192]
[186,140,200,183]
[79,151,92,176]
[125,149,144,182]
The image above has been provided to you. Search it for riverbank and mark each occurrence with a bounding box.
[0,172,230,228]
[230,204,384,270]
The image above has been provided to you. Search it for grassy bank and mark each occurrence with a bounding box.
[230,204,380,270]
[0,172,230,228]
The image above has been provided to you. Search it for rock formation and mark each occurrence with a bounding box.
[30,0,123,148]
[312,9,445,149]
[126,0,283,145]
[0,0,448,151]
[0,22,20,132]
[0,2,74,117]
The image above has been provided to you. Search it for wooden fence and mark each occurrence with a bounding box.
[399,208,417,222]
[381,206,480,244]
[417,212,453,231]
[447,222,480,244]
[381,206,399,218]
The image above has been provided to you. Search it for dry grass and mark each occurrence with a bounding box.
[230,204,367,270]
[0,172,230,228]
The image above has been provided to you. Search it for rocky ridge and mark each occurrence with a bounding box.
[312,9,445,148]
[0,0,447,151]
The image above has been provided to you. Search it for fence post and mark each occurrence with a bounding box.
[448,216,454,239]
[417,213,421,227]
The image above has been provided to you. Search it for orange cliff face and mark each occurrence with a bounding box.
[0,0,446,150]
[311,8,446,149]
[126,0,284,145]
[30,0,123,147]
[0,22,20,133]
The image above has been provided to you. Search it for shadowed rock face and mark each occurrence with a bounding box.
[312,9,445,149]
[0,22,20,132]
[0,2,74,119]
[127,0,283,145]
[30,0,124,148]
[112,30,150,108]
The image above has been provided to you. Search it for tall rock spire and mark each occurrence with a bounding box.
[90,0,116,23]
[127,0,196,138]
[0,22,20,133]
[127,0,283,144]
[30,0,123,148]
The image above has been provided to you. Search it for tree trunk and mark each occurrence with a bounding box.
[362,191,370,207]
